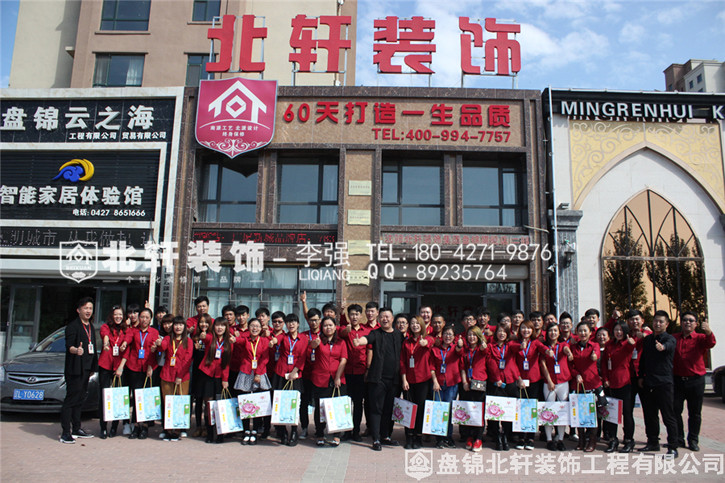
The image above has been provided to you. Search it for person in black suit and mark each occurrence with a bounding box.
[60,297,99,443]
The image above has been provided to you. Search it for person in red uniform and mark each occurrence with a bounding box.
[486,324,522,451]
[199,317,234,444]
[339,304,370,442]
[269,313,309,446]
[400,315,433,449]
[157,316,193,441]
[259,310,285,440]
[673,311,715,452]
[116,307,159,440]
[185,296,209,334]
[558,312,578,344]
[541,322,573,451]
[601,321,636,452]
[310,316,348,446]
[429,314,445,345]
[619,309,652,453]
[300,308,322,440]
[459,326,487,452]
[233,318,270,445]
[569,321,601,452]
[430,325,464,449]
[98,305,126,438]
[191,314,211,438]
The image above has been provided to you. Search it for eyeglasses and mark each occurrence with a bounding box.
[682,318,697,323]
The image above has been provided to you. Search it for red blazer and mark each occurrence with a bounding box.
[122,326,159,373]
[543,341,571,385]
[310,339,348,388]
[400,336,433,384]
[273,333,309,377]
[514,339,549,383]
[159,336,193,383]
[234,335,271,376]
[601,340,635,389]
[301,330,322,379]
[185,315,199,333]
[99,324,126,371]
[228,329,249,372]
[486,341,521,384]
[430,344,462,387]
[339,324,371,375]
[199,333,232,382]
[569,340,601,391]
[461,346,487,381]
[673,331,716,377]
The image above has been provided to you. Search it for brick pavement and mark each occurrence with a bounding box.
[1,397,724,482]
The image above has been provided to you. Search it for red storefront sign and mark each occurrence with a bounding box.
[195,78,277,158]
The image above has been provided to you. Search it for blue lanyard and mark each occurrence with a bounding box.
[440,345,451,365]
[288,336,298,355]
[499,343,507,364]
[523,340,531,361]
[139,330,148,348]
[216,339,223,351]
[468,349,476,378]
[555,343,559,360]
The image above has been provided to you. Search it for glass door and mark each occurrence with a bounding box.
[5,285,41,360]
[96,287,126,328]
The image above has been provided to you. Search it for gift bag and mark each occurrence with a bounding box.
[484,395,517,422]
[569,391,597,428]
[103,375,130,421]
[422,392,451,437]
[238,391,273,420]
[321,388,353,433]
[598,397,623,425]
[134,377,162,422]
[164,385,191,430]
[214,388,244,434]
[513,396,539,433]
[451,400,484,426]
[537,401,570,427]
[208,399,216,426]
[392,397,418,429]
[271,380,300,425]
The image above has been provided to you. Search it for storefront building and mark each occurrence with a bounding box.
[545,88,725,369]
[171,85,548,327]
[0,88,183,360]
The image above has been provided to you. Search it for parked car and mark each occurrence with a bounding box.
[0,326,100,413]
[713,366,725,404]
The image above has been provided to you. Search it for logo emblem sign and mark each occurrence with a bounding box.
[405,450,434,480]
[196,78,278,158]
[59,241,98,283]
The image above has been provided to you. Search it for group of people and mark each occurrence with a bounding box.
[61,296,715,460]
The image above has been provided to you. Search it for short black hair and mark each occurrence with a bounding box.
[126,303,140,314]
[235,305,250,316]
[379,306,394,317]
[194,295,209,306]
[365,301,379,310]
[625,309,642,319]
[155,305,169,314]
[255,307,270,318]
[307,308,322,319]
[348,304,363,314]
[221,304,236,315]
[284,313,300,324]
[584,308,600,318]
[680,311,698,322]
[271,310,285,321]
[654,310,670,322]
[321,302,338,314]
[528,311,543,320]
[76,296,94,309]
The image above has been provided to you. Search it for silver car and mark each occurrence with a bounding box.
[0,327,100,413]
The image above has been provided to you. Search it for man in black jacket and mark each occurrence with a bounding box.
[638,310,678,457]
[60,297,99,443]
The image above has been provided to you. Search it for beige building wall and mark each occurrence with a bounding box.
[68,0,356,88]
[9,0,81,88]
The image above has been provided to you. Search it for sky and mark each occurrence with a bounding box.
[1,0,724,91]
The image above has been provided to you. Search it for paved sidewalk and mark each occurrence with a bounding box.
[1,397,724,482]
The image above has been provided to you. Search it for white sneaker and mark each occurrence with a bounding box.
[123,423,132,435]
[180,431,187,438]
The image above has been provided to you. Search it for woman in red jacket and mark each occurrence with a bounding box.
[98,305,126,438]
[233,318,270,445]
[310,316,348,447]
[199,317,233,443]
[430,325,464,449]
[601,321,636,453]
[541,322,573,451]
[569,321,602,452]
[459,326,487,452]
[400,315,432,449]
[116,307,159,440]
[158,316,193,441]
[486,324,522,451]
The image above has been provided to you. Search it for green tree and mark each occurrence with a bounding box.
[603,222,650,320]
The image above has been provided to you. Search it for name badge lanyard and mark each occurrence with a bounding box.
[170,339,180,366]
[112,333,122,356]
[468,349,476,379]
[82,323,94,354]
[553,343,561,374]
[440,345,451,375]
[499,343,507,370]
[138,331,149,359]
[522,341,531,371]
[288,336,298,366]
[250,337,260,369]
[215,339,224,359]
[309,331,319,362]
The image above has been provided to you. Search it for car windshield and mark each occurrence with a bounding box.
[34,329,66,353]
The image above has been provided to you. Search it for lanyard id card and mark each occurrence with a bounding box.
[252,359,258,369]
[499,359,505,370]
[287,354,294,365]
[632,349,638,359]
[554,363,561,374]
[523,360,529,371]
[440,363,446,374]
[311,351,316,362]
[409,356,415,368]
[87,343,94,354]
[138,348,145,359]
[607,358,612,370]
[170,356,176,366]
[112,345,119,356]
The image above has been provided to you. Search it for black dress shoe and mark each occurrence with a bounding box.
[381,437,399,446]
[72,428,94,439]
[605,438,619,453]
[100,430,108,440]
[667,447,679,458]
[138,427,148,440]
[280,431,289,445]
[109,427,117,438]
[689,441,700,452]
[352,432,363,442]
[546,441,557,451]
[556,440,566,451]
[129,426,139,439]
[435,439,446,449]
[288,430,299,447]
[372,440,382,451]
[412,436,422,449]
[638,443,661,452]
[619,439,635,453]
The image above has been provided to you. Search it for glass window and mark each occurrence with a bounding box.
[100,0,151,31]
[278,158,338,224]
[192,0,220,22]
[186,54,214,86]
[382,158,443,226]
[696,74,703,83]
[93,54,144,87]
[462,157,526,227]
[199,156,258,223]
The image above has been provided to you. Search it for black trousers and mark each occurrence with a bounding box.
[367,378,396,442]
[300,378,314,430]
[406,380,432,436]
[640,382,678,448]
[61,369,91,434]
[624,379,642,441]
[674,375,705,445]
[603,384,631,441]
[346,374,365,435]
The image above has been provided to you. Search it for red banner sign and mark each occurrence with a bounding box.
[195,78,277,158]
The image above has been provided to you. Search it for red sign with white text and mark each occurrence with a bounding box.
[195,78,277,158]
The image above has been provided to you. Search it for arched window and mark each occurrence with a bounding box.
[601,190,706,325]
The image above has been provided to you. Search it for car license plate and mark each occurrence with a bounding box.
[13,389,44,401]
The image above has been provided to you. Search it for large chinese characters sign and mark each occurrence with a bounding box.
[196,78,277,158]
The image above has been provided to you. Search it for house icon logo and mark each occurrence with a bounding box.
[405,449,433,480]
[59,241,98,283]
[196,77,278,158]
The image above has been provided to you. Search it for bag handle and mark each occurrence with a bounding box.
[143,376,152,389]
[332,386,341,398]
[173,383,180,396]
[577,381,585,394]
[221,387,232,400]
[282,379,293,391]
[519,386,529,399]
[112,375,122,388]
[433,390,441,402]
